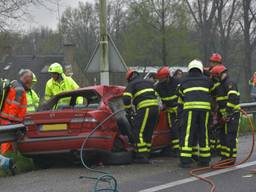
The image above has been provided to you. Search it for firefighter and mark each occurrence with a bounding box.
[173,69,183,80]
[123,69,159,163]
[209,53,222,68]
[207,54,223,157]
[210,65,240,164]
[45,62,82,104]
[155,67,179,156]
[178,59,216,168]
[19,69,40,112]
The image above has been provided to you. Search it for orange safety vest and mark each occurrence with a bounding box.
[0,80,27,154]
[252,72,256,86]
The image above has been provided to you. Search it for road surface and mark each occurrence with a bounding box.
[0,135,255,192]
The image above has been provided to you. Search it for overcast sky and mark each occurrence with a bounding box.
[24,0,94,31]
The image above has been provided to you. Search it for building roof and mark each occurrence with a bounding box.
[0,55,64,97]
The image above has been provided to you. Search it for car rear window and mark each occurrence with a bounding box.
[39,90,101,111]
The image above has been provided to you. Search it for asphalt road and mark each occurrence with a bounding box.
[0,135,255,192]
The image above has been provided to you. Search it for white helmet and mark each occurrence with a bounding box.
[188,59,203,73]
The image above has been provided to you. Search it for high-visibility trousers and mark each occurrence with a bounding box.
[167,112,179,151]
[180,110,211,164]
[134,106,159,157]
[220,112,240,159]
[0,119,13,155]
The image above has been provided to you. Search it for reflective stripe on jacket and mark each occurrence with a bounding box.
[26,89,40,112]
[178,70,216,111]
[155,77,179,112]
[123,77,158,110]
[0,80,27,122]
[214,78,240,115]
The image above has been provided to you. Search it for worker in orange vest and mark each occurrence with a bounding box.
[0,75,27,154]
[249,72,256,87]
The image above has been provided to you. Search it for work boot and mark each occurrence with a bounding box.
[192,155,199,162]
[162,148,178,158]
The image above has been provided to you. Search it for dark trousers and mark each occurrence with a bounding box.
[209,112,221,155]
[180,110,211,164]
[134,106,159,157]
[220,113,240,159]
[167,112,179,151]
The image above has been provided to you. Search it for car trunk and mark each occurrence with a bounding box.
[24,110,90,138]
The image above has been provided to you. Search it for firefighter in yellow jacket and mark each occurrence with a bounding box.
[45,63,81,104]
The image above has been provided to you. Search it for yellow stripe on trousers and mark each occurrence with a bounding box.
[167,113,171,128]
[139,108,150,146]
[205,112,209,147]
[185,111,192,147]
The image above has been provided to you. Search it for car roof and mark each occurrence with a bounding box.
[54,85,125,98]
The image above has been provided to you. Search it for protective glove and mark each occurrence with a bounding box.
[126,109,135,121]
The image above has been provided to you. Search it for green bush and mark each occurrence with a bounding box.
[239,115,255,135]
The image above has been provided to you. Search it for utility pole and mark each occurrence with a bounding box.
[99,0,109,85]
[85,0,127,85]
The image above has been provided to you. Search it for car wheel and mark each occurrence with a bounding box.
[102,151,133,165]
[102,138,133,165]
[32,156,54,169]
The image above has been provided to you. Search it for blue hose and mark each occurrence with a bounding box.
[79,109,125,192]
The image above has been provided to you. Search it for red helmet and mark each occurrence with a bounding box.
[210,53,222,63]
[156,66,170,79]
[126,68,137,80]
[210,65,227,78]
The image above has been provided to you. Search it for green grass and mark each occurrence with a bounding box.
[239,114,255,135]
[0,152,35,176]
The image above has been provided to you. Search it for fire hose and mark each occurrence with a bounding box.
[79,109,126,192]
[189,109,255,192]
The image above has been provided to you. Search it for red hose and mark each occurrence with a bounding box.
[189,109,255,192]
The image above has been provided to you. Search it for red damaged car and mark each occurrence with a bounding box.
[17,85,170,167]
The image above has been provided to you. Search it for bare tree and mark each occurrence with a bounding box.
[107,0,128,47]
[184,0,218,63]
[215,0,240,65]
[239,0,256,98]
[0,0,49,31]
[130,0,178,66]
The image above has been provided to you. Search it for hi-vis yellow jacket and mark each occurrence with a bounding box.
[45,74,81,104]
[26,89,40,112]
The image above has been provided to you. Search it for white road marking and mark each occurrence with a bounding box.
[139,160,256,192]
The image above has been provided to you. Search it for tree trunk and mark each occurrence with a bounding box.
[242,0,252,100]
[161,0,167,66]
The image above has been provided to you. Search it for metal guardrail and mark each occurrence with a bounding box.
[240,102,256,114]
[0,124,25,144]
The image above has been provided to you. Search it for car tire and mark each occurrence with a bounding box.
[102,151,133,165]
[102,138,133,165]
[32,156,54,169]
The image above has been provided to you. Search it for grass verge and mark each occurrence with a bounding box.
[0,152,35,176]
